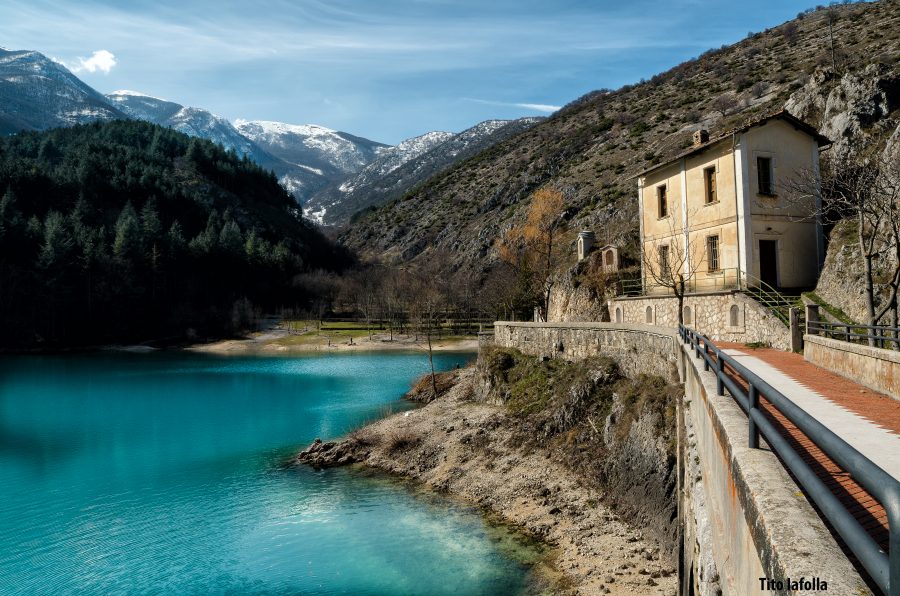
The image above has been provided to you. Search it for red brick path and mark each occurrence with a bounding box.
[702,343,896,564]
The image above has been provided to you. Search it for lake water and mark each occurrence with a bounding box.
[0,351,542,594]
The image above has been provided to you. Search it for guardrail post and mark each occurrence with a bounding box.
[790,307,803,352]
[703,340,710,371]
[748,383,759,449]
[716,357,725,396]
[805,304,820,336]
[891,514,899,596]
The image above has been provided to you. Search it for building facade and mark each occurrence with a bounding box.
[636,111,830,293]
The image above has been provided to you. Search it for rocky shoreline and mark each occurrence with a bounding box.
[294,367,677,595]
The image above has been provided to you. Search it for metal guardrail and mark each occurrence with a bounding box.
[808,320,900,351]
[680,324,900,595]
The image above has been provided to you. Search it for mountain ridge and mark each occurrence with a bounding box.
[339,0,900,273]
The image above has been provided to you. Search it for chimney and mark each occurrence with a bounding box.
[693,129,709,147]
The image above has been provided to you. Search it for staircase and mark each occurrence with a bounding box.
[741,275,803,326]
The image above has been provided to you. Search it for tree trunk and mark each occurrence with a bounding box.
[427,330,437,399]
[860,213,878,347]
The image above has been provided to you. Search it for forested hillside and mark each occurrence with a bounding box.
[341,0,900,273]
[0,120,351,348]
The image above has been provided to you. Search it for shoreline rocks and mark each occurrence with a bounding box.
[294,367,677,595]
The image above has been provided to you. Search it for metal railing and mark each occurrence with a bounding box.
[617,268,801,326]
[808,320,900,351]
[680,324,900,595]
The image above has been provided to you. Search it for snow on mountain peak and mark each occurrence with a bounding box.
[108,89,168,101]
[234,119,337,138]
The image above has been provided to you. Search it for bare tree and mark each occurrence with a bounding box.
[641,216,707,325]
[750,81,769,100]
[712,94,738,119]
[782,21,799,44]
[408,265,446,398]
[787,150,900,344]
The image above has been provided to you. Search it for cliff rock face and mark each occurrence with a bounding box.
[786,63,900,159]
[474,348,680,558]
[786,63,900,323]
[547,271,608,323]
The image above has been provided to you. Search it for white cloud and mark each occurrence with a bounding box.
[463,98,561,113]
[72,49,117,74]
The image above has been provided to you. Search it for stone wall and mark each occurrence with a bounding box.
[804,334,900,400]
[609,291,792,351]
[492,321,679,382]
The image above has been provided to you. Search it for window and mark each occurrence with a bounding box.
[615,307,622,323]
[707,235,720,272]
[646,306,653,324]
[683,306,692,325]
[704,166,717,204]
[658,245,670,279]
[729,304,740,327]
[757,156,774,195]
[657,185,667,218]
[605,250,614,266]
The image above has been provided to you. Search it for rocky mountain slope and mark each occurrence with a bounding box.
[2,49,534,217]
[340,0,900,273]
[234,119,387,201]
[0,48,125,134]
[306,117,543,226]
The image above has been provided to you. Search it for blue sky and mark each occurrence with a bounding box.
[3,0,825,144]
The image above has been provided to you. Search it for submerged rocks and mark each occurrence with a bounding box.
[296,438,362,469]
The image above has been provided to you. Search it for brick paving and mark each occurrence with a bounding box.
[718,342,900,436]
[699,342,899,560]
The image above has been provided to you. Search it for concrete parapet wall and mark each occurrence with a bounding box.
[492,321,679,381]
[804,334,900,400]
[679,343,870,595]
[609,292,792,351]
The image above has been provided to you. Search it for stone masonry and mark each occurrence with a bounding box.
[609,291,792,351]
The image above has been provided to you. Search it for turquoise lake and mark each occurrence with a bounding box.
[0,351,541,594]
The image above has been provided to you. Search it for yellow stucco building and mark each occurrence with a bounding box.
[636,111,830,294]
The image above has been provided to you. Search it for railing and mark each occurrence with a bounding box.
[808,320,900,351]
[617,268,800,326]
[680,324,900,595]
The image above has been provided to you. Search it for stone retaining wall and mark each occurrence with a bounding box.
[804,334,900,400]
[492,321,679,382]
[608,291,792,351]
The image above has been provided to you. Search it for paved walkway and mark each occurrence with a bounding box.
[709,343,900,557]
[720,346,900,479]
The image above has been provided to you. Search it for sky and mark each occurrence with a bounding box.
[2,0,828,144]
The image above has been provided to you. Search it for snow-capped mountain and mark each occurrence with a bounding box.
[306,117,543,226]
[108,91,261,159]
[235,120,387,178]
[1,46,539,220]
[337,131,455,195]
[108,93,391,202]
[0,48,125,134]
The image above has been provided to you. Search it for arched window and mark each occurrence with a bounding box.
[683,306,692,325]
[605,250,614,266]
[729,304,740,327]
[615,307,622,323]
[646,306,653,324]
